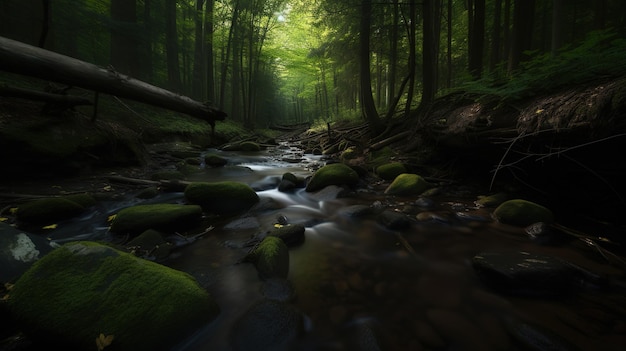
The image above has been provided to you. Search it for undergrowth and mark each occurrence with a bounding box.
[460,29,626,104]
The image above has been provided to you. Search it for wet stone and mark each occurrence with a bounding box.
[524,222,573,246]
[472,251,586,296]
[377,210,412,231]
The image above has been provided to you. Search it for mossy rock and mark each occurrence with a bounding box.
[136,186,159,199]
[493,199,554,227]
[282,172,298,184]
[184,181,259,215]
[305,163,359,192]
[7,241,219,351]
[109,204,202,234]
[204,154,228,167]
[340,147,358,160]
[245,236,289,280]
[384,173,433,196]
[376,162,407,181]
[63,193,97,208]
[150,170,186,181]
[270,224,306,247]
[240,141,261,152]
[368,146,394,169]
[16,198,85,225]
[476,192,508,208]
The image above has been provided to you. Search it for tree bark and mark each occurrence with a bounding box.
[421,0,437,107]
[0,85,92,108]
[0,36,226,126]
[165,0,182,92]
[359,0,383,135]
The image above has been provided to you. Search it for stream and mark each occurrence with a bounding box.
[9,140,626,350]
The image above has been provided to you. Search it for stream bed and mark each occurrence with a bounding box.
[4,141,626,351]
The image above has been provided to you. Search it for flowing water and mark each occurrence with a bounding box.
[17,142,626,350]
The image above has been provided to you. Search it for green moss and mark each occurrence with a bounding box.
[375,162,407,181]
[7,241,219,351]
[204,154,228,167]
[270,224,306,246]
[282,172,298,184]
[246,236,289,280]
[493,199,554,227]
[476,192,508,207]
[384,173,433,196]
[305,163,359,192]
[184,181,259,215]
[340,147,358,160]
[110,204,202,234]
[16,197,85,225]
[368,146,394,169]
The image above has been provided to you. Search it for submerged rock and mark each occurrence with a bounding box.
[184,181,259,215]
[0,223,54,283]
[109,203,202,235]
[305,163,359,192]
[204,153,228,167]
[472,251,587,296]
[493,199,554,227]
[7,241,219,351]
[384,173,433,196]
[230,299,303,351]
[125,229,172,260]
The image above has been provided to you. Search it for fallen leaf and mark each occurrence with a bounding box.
[536,109,544,114]
[0,217,7,222]
[42,224,58,230]
[107,214,117,222]
[95,333,114,350]
[9,208,18,215]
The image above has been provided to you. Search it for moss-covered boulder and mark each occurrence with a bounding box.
[16,197,85,225]
[63,193,97,208]
[270,224,305,247]
[245,236,289,280]
[376,162,407,181]
[240,141,261,152]
[340,147,358,161]
[184,181,259,215]
[493,199,554,227]
[384,173,433,196]
[305,163,359,192]
[7,241,219,351]
[204,153,228,167]
[109,204,202,234]
[475,192,508,208]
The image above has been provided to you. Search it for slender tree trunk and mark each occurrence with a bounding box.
[141,0,153,82]
[421,0,437,107]
[388,0,399,106]
[404,0,416,116]
[489,0,502,71]
[503,0,511,72]
[359,0,382,134]
[111,0,138,76]
[205,0,215,103]
[191,0,205,99]
[509,0,535,71]
[39,0,50,48]
[447,0,452,88]
[165,0,182,92]
[219,1,240,110]
[467,0,485,79]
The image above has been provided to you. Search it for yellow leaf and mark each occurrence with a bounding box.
[0,217,7,222]
[42,224,58,230]
[103,185,113,191]
[1,294,9,302]
[107,214,117,223]
[9,208,18,215]
[536,109,544,114]
[95,333,114,350]
[4,283,14,291]
[273,223,283,228]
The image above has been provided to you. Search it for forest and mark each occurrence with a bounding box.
[2,0,625,130]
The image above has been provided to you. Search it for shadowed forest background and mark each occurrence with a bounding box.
[2,0,625,130]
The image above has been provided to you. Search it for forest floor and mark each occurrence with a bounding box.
[1,75,625,240]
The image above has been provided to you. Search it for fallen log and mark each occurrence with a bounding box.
[0,36,226,129]
[0,84,92,113]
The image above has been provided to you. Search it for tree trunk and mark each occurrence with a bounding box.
[0,36,226,126]
[421,0,437,107]
[359,0,383,135]
[468,0,485,79]
[404,0,417,116]
[551,0,565,56]
[165,0,182,92]
[509,0,535,72]
[111,0,138,77]
[489,0,502,71]
[191,0,205,99]
[205,0,215,103]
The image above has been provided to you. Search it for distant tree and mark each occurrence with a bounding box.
[192,0,206,99]
[359,0,383,134]
[467,0,485,79]
[110,0,138,76]
[508,0,535,71]
[165,0,182,92]
[421,0,437,107]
